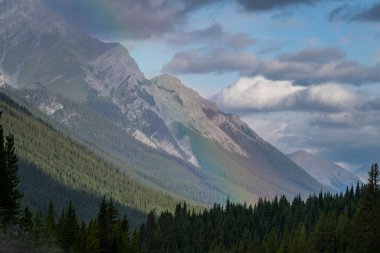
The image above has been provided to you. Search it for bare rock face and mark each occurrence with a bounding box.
[0,0,325,204]
[0,0,144,102]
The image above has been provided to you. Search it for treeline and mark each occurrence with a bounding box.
[136,167,380,253]
[11,198,136,253]
[2,166,380,253]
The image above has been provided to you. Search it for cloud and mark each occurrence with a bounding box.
[278,47,344,64]
[329,3,380,23]
[242,108,380,165]
[181,0,225,12]
[42,0,188,40]
[236,83,380,166]
[354,3,380,22]
[184,0,322,12]
[258,39,287,54]
[212,76,359,112]
[41,0,335,40]
[167,23,256,49]
[236,0,318,11]
[164,47,380,85]
[162,49,257,74]
[328,4,353,21]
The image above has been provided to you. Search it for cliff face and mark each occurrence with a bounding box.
[0,0,144,102]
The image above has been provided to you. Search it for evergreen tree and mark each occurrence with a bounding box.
[19,206,33,232]
[121,214,130,251]
[98,196,111,253]
[121,214,129,234]
[0,113,23,228]
[354,163,380,253]
[46,201,56,236]
[60,202,79,252]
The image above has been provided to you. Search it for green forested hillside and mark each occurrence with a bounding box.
[0,92,189,217]
[7,88,227,205]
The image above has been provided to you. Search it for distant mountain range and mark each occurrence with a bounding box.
[288,150,361,192]
[0,0,325,211]
[350,164,370,183]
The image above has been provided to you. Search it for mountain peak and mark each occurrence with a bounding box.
[0,0,66,35]
[289,150,314,157]
[0,0,144,102]
[153,74,181,83]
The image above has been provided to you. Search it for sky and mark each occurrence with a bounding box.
[42,0,380,170]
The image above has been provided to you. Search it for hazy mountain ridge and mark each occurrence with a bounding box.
[351,164,370,183]
[0,0,324,205]
[288,150,361,192]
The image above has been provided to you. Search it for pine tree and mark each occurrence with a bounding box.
[19,206,33,232]
[121,214,130,252]
[0,113,23,228]
[98,196,111,253]
[46,201,56,236]
[122,214,129,234]
[107,198,118,225]
[61,202,79,252]
[130,230,140,253]
[354,164,380,252]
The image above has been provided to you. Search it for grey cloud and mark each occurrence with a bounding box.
[241,109,380,166]
[354,3,380,22]
[329,3,380,23]
[278,111,380,165]
[179,0,321,13]
[164,47,380,85]
[309,113,355,129]
[258,39,287,54]
[278,47,344,64]
[41,0,336,40]
[168,24,256,49]
[181,0,225,12]
[252,57,380,86]
[236,0,317,11]
[42,0,187,40]
[328,4,353,21]
[182,0,327,13]
[358,97,380,111]
[162,49,257,74]
[309,111,380,129]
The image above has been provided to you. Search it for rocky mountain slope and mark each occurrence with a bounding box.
[0,0,324,205]
[288,151,361,192]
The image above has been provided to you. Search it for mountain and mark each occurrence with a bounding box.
[0,0,144,102]
[0,91,189,224]
[0,0,323,205]
[351,164,370,183]
[288,150,360,192]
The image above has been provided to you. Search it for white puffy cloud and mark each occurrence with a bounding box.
[212,76,359,112]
